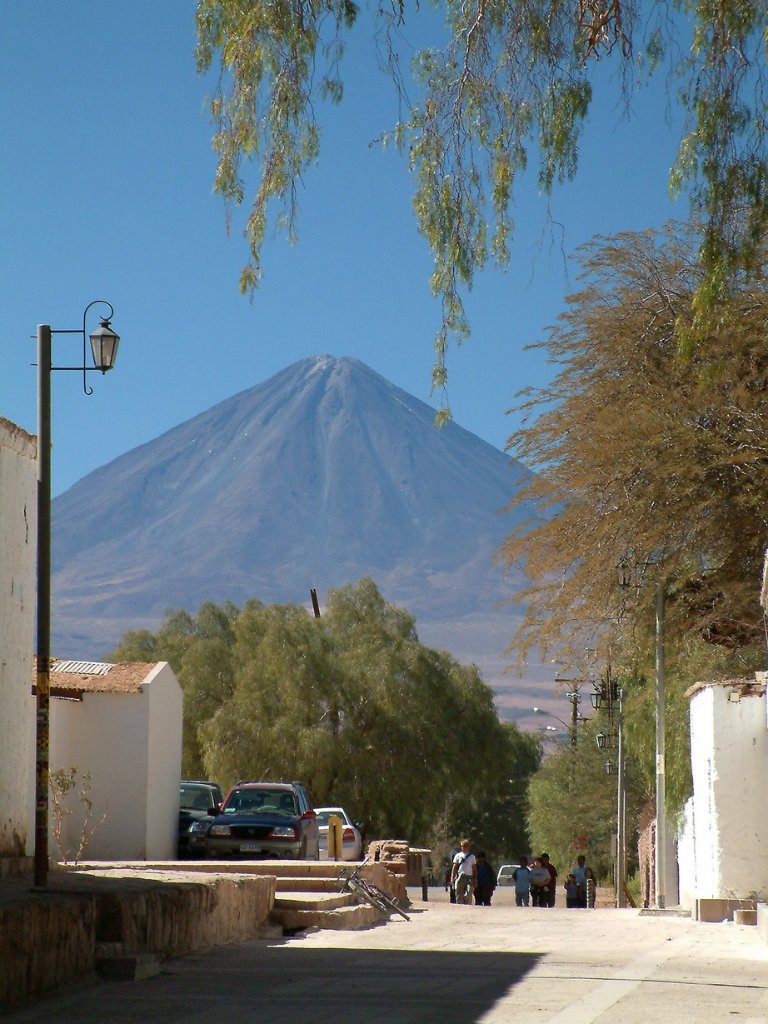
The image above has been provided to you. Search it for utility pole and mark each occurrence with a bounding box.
[655,579,666,909]
[616,682,626,907]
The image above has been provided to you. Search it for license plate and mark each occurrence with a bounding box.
[240,842,262,853]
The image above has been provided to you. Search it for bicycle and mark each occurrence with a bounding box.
[337,858,410,920]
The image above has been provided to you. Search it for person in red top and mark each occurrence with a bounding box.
[541,852,558,907]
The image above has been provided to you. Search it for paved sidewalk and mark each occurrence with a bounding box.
[5,887,768,1023]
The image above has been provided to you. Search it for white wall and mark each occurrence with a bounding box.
[50,689,149,860]
[0,419,36,858]
[145,662,183,858]
[676,799,697,911]
[689,680,768,899]
[49,663,182,860]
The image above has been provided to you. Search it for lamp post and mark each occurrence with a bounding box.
[616,685,627,907]
[33,300,120,888]
[594,671,627,908]
[618,559,666,909]
[654,578,666,909]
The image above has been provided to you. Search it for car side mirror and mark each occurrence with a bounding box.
[208,805,220,816]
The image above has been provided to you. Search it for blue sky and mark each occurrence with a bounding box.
[2,1,683,497]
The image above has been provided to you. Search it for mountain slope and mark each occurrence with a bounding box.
[51,356,550,718]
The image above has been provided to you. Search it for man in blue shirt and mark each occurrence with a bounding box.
[512,855,532,907]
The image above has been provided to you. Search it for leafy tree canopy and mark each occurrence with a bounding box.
[501,222,768,814]
[502,222,768,666]
[527,709,648,882]
[109,578,540,862]
[196,0,768,405]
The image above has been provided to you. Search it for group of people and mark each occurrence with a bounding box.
[448,839,499,905]
[512,852,596,908]
[564,855,597,908]
[448,840,596,909]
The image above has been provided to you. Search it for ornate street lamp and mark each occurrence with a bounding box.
[32,300,120,888]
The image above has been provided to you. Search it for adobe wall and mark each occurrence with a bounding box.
[0,869,275,1009]
[0,418,36,861]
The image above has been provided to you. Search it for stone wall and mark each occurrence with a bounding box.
[366,839,412,902]
[0,870,275,1009]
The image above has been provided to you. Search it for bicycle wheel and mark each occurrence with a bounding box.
[347,875,390,914]
[359,880,410,920]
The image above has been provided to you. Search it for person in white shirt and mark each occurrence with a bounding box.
[450,839,477,904]
[529,857,551,907]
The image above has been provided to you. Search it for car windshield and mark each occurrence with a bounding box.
[223,789,298,816]
[315,809,349,827]
[180,785,218,811]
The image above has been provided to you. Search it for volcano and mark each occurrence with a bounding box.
[51,355,551,720]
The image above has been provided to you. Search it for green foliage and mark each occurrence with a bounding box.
[108,578,540,861]
[111,600,245,776]
[196,1,768,408]
[527,716,647,882]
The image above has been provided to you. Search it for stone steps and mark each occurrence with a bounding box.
[99,858,401,932]
[270,869,393,930]
[270,900,384,931]
[275,875,341,892]
[273,890,360,912]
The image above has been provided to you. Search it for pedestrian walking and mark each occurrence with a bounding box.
[529,857,551,907]
[541,852,558,907]
[584,866,597,908]
[513,856,531,907]
[572,854,589,908]
[564,873,579,908]
[474,852,497,906]
[450,839,477,905]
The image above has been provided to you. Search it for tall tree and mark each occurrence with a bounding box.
[500,223,768,813]
[109,578,541,859]
[502,222,768,666]
[196,1,768,402]
[527,714,647,883]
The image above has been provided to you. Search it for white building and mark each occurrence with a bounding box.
[0,418,36,866]
[43,659,183,861]
[679,674,768,910]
